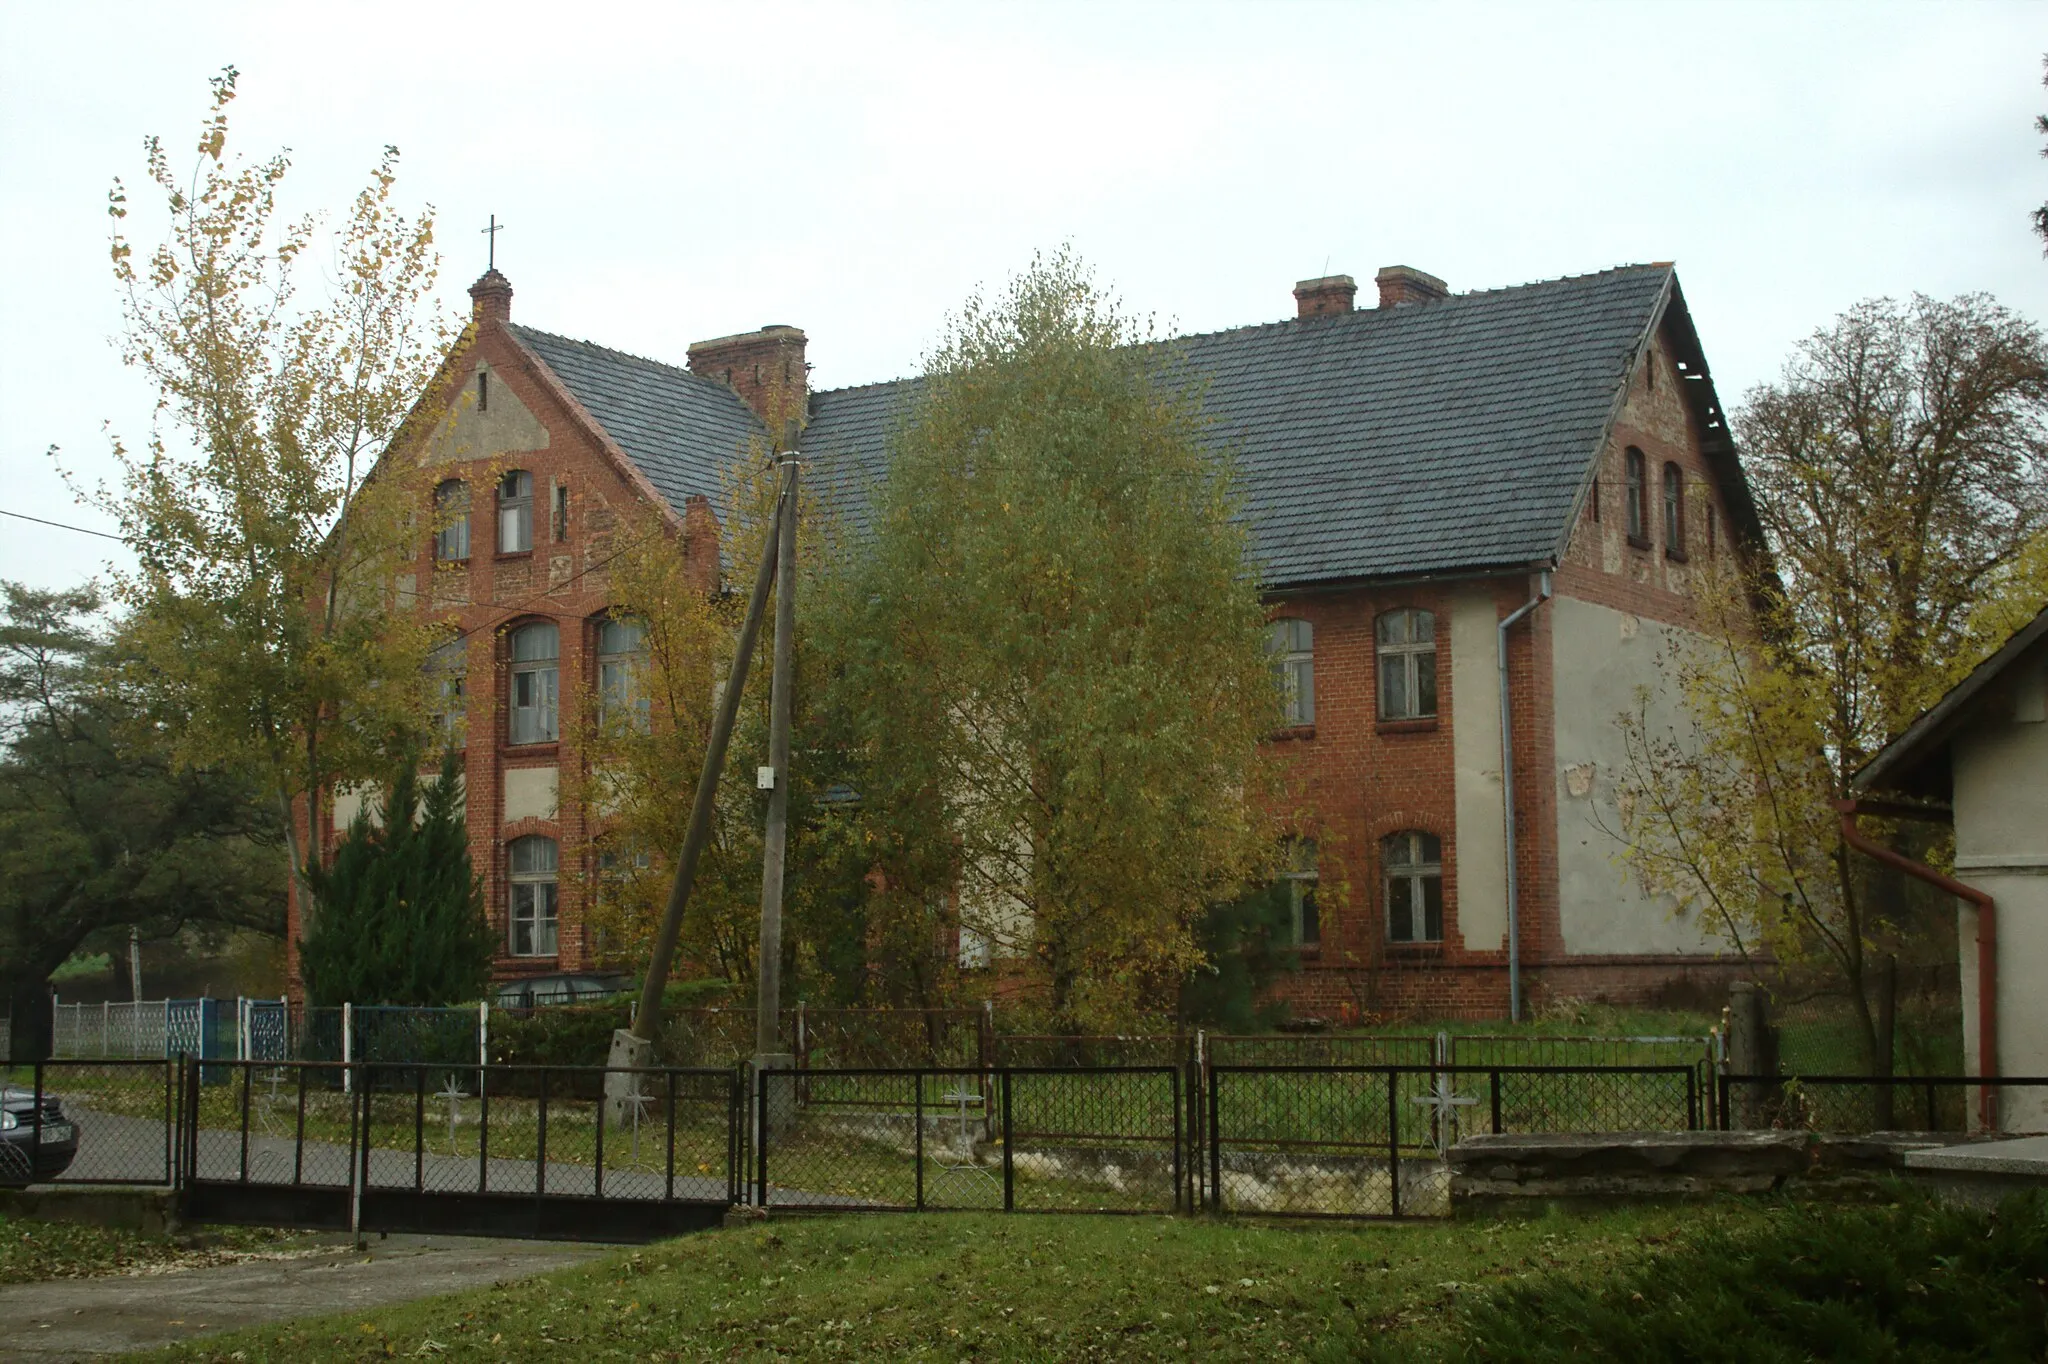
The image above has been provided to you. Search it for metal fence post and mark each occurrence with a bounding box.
[914,1072,925,1211]
[31,1060,44,1175]
[342,1002,354,1096]
[1196,1064,1212,1212]
[1001,1070,1014,1213]
[1171,1065,1183,1213]
[755,1064,769,1209]
[1387,1069,1401,1219]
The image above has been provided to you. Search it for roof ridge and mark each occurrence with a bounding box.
[805,262,1674,399]
[508,323,731,394]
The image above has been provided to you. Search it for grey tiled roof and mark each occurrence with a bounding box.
[508,324,762,511]
[803,265,1675,587]
[513,266,1677,589]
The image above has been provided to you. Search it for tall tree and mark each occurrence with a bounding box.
[1617,295,2048,1065]
[820,249,1280,1029]
[298,750,492,1007]
[0,583,279,1059]
[77,69,453,928]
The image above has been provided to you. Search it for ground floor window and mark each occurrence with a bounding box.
[1282,839,1320,946]
[1384,830,1443,943]
[509,835,559,956]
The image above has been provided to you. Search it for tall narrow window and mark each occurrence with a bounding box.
[1266,617,1314,725]
[1663,462,1685,556]
[508,835,559,957]
[434,480,470,561]
[1625,448,1648,544]
[1384,831,1444,943]
[498,470,533,553]
[508,622,559,744]
[552,483,570,543]
[428,639,467,746]
[1376,609,1437,720]
[478,369,490,413]
[597,616,650,730]
[1591,477,1601,523]
[1282,839,1320,947]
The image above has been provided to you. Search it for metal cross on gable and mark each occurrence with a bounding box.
[482,215,505,271]
[1411,1073,1479,1156]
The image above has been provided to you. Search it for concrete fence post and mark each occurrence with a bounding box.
[1727,981,1770,1129]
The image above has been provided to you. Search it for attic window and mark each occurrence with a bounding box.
[1591,478,1601,523]
[478,370,490,413]
[1624,448,1650,548]
[553,483,569,542]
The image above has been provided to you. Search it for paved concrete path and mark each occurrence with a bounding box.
[0,1232,610,1360]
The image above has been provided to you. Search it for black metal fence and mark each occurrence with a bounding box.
[11,1058,2041,1234]
[1206,1063,1703,1218]
[1718,1073,2048,1135]
[753,1066,1186,1214]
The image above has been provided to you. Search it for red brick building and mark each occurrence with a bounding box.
[290,260,1760,1019]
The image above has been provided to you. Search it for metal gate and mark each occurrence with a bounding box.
[174,1059,739,1242]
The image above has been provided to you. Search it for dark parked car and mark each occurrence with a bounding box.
[493,973,631,1010]
[0,1085,79,1185]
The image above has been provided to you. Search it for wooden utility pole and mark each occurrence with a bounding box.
[754,457,800,1064]
[605,460,793,1110]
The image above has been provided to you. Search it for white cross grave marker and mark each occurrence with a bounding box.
[1410,1073,1479,1156]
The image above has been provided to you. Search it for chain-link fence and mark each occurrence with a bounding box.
[1206,1063,1703,1218]
[6,1060,178,1187]
[751,1066,1185,1214]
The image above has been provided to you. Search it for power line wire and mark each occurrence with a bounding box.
[0,508,126,542]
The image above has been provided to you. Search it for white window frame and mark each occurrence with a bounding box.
[434,480,470,561]
[499,470,534,554]
[1384,831,1444,944]
[1282,839,1320,947]
[1267,617,1314,725]
[508,835,559,957]
[597,616,650,731]
[429,639,467,746]
[1376,609,1437,720]
[508,622,559,745]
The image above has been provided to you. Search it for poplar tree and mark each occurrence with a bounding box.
[821,249,1280,1029]
[80,69,453,928]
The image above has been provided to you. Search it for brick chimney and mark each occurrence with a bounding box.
[1292,274,1357,319]
[687,325,809,435]
[468,268,513,324]
[1374,265,1449,308]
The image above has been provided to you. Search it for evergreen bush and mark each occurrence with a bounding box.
[298,750,493,1006]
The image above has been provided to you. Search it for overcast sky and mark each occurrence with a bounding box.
[3,1,2044,593]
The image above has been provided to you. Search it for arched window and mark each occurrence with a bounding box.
[1376,609,1437,720]
[428,638,467,745]
[1266,617,1314,725]
[1384,831,1443,943]
[1282,838,1320,946]
[434,480,470,561]
[508,835,559,957]
[1625,448,1648,544]
[1662,462,1685,555]
[597,616,650,730]
[498,470,534,554]
[508,622,559,744]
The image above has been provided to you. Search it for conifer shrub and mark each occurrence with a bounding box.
[298,750,493,1007]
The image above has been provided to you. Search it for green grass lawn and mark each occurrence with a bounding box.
[0,1211,302,1284]
[120,1190,2048,1362]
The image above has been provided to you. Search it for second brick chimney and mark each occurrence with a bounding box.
[1292,275,1358,319]
[1374,265,1450,308]
[687,325,809,436]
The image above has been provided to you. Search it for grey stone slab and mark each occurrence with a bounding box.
[1905,1134,2048,1176]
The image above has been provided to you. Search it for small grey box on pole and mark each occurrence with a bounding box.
[752,456,801,1137]
[606,457,794,1125]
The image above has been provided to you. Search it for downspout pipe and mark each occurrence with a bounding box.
[1835,799,1998,1129]
[1500,569,1553,1022]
